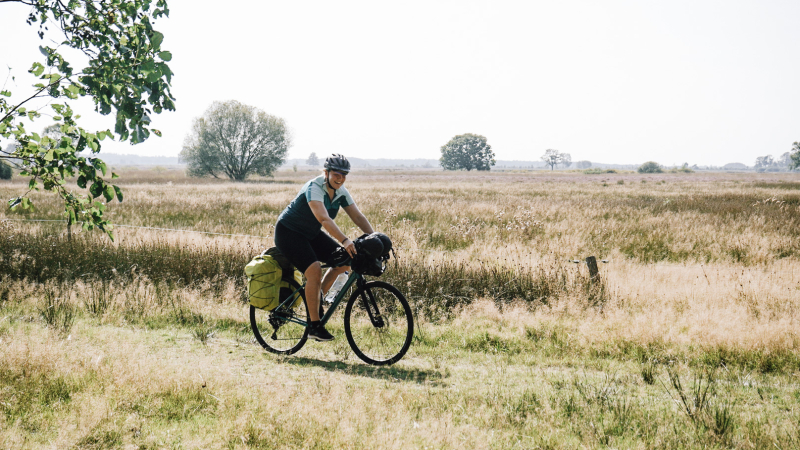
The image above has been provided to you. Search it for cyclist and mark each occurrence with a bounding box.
[274,154,374,341]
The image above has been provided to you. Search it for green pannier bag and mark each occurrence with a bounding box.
[245,249,304,310]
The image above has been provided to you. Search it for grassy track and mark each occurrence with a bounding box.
[1,169,799,448]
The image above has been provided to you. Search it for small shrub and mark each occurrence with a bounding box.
[75,426,123,449]
[583,168,618,174]
[711,403,736,439]
[82,279,112,317]
[663,367,715,426]
[641,361,657,385]
[192,325,215,344]
[39,286,76,335]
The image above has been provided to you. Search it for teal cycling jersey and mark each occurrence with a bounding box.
[277,175,354,239]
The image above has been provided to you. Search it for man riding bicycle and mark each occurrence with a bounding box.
[274,154,374,342]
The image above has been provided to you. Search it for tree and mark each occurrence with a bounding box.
[754,155,774,170]
[1,1,175,239]
[561,153,572,168]
[789,142,800,171]
[638,161,663,173]
[777,152,792,168]
[541,149,569,171]
[180,101,290,180]
[575,160,592,169]
[440,133,495,171]
[306,152,319,166]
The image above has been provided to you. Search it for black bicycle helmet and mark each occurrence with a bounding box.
[324,154,351,174]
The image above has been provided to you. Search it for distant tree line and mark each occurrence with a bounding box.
[755,146,799,172]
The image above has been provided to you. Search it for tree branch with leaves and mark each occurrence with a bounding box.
[0,0,175,239]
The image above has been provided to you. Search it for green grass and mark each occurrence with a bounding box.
[0,284,798,448]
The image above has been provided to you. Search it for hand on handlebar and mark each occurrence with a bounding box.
[343,238,357,258]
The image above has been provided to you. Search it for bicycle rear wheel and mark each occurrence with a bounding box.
[250,281,309,355]
[344,281,413,366]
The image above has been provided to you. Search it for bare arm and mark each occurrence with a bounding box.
[308,200,356,256]
[343,203,375,235]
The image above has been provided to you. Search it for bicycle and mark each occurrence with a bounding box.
[249,262,414,366]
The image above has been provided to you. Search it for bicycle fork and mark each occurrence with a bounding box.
[359,282,385,328]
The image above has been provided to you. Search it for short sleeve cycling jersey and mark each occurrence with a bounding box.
[276,175,354,239]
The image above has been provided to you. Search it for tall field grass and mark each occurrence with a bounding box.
[1,169,799,448]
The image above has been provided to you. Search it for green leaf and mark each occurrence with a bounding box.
[158,51,172,61]
[151,31,164,48]
[102,185,114,202]
[111,172,119,179]
[0,90,10,97]
[77,175,87,188]
[95,160,107,176]
[30,62,45,77]
[113,185,123,202]
[89,181,103,198]
[44,149,55,161]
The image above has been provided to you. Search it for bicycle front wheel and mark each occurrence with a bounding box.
[344,281,413,366]
[250,281,309,355]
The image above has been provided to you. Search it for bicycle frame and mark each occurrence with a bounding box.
[271,269,364,328]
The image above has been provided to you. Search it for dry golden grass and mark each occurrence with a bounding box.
[1,169,799,448]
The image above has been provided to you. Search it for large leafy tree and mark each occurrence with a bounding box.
[638,161,663,173]
[439,133,495,171]
[180,101,291,181]
[0,0,175,238]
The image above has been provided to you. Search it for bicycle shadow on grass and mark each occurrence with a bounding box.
[279,356,448,386]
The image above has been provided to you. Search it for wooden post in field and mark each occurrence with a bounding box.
[585,256,599,282]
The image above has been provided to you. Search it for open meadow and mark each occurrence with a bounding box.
[1,168,799,449]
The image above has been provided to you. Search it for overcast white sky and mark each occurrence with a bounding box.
[2,0,799,165]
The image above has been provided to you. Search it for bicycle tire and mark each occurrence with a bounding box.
[250,280,309,355]
[344,281,413,366]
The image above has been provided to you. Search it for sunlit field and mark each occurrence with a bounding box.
[1,168,799,449]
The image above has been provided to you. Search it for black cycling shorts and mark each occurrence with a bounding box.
[274,221,341,273]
